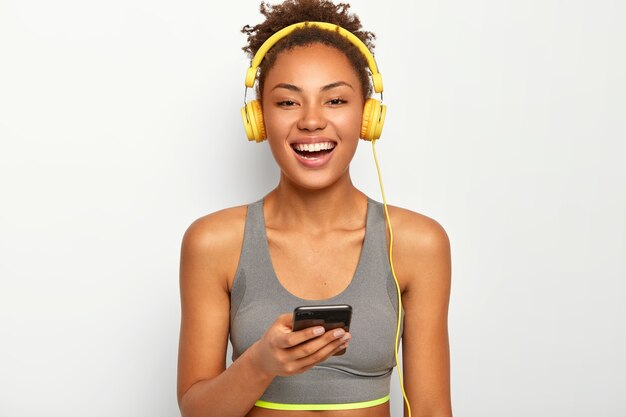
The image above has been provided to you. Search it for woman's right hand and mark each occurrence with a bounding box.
[248,313,351,378]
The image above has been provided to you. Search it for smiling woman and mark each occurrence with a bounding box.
[176,1,452,417]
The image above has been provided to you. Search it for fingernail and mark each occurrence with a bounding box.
[333,329,345,338]
[313,327,325,336]
[340,333,351,342]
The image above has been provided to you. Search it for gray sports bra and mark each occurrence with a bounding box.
[229,197,403,410]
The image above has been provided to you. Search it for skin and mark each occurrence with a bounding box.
[177,43,453,417]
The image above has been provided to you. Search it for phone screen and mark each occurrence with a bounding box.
[292,304,352,332]
[292,304,352,355]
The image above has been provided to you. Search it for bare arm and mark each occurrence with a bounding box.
[391,207,453,417]
[177,208,351,417]
[177,208,266,416]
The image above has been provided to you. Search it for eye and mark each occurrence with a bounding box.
[277,100,298,107]
[327,98,347,105]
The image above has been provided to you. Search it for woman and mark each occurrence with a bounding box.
[177,1,452,416]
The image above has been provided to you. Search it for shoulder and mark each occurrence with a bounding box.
[386,204,450,255]
[182,205,248,251]
[180,204,248,287]
[384,204,451,291]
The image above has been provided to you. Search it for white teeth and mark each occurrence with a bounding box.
[293,142,335,152]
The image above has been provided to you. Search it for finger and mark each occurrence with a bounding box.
[271,313,328,349]
[289,329,351,361]
[294,336,351,370]
[274,313,295,332]
[278,324,328,349]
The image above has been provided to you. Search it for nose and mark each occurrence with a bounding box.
[297,104,327,132]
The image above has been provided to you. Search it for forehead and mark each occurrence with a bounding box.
[264,43,361,91]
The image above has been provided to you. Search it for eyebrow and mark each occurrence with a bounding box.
[271,81,354,92]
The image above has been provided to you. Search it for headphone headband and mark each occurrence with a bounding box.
[244,21,383,93]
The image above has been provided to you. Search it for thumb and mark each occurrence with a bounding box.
[276,312,294,333]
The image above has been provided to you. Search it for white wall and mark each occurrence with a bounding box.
[1,0,624,416]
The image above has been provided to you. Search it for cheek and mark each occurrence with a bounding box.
[352,111,364,134]
[337,108,364,140]
[262,106,294,140]
[262,109,292,162]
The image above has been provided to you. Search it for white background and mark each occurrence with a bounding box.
[1,0,625,416]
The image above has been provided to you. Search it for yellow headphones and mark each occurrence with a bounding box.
[241,21,387,143]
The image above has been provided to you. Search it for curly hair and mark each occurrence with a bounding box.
[241,0,376,101]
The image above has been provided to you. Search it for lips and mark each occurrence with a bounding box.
[290,140,337,167]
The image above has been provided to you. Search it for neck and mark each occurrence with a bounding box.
[264,171,367,232]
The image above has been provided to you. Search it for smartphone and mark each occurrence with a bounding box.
[292,304,353,355]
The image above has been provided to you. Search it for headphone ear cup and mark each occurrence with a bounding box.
[360,98,386,141]
[241,105,255,141]
[241,100,266,142]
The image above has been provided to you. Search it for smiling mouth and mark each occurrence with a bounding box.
[291,141,337,159]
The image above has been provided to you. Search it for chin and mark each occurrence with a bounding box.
[281,168,350,192]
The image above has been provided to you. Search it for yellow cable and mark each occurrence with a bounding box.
[371,139,412,417]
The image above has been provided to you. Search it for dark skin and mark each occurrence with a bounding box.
[177,43,452,417]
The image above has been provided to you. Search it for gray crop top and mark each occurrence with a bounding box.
[229,197,403,410]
